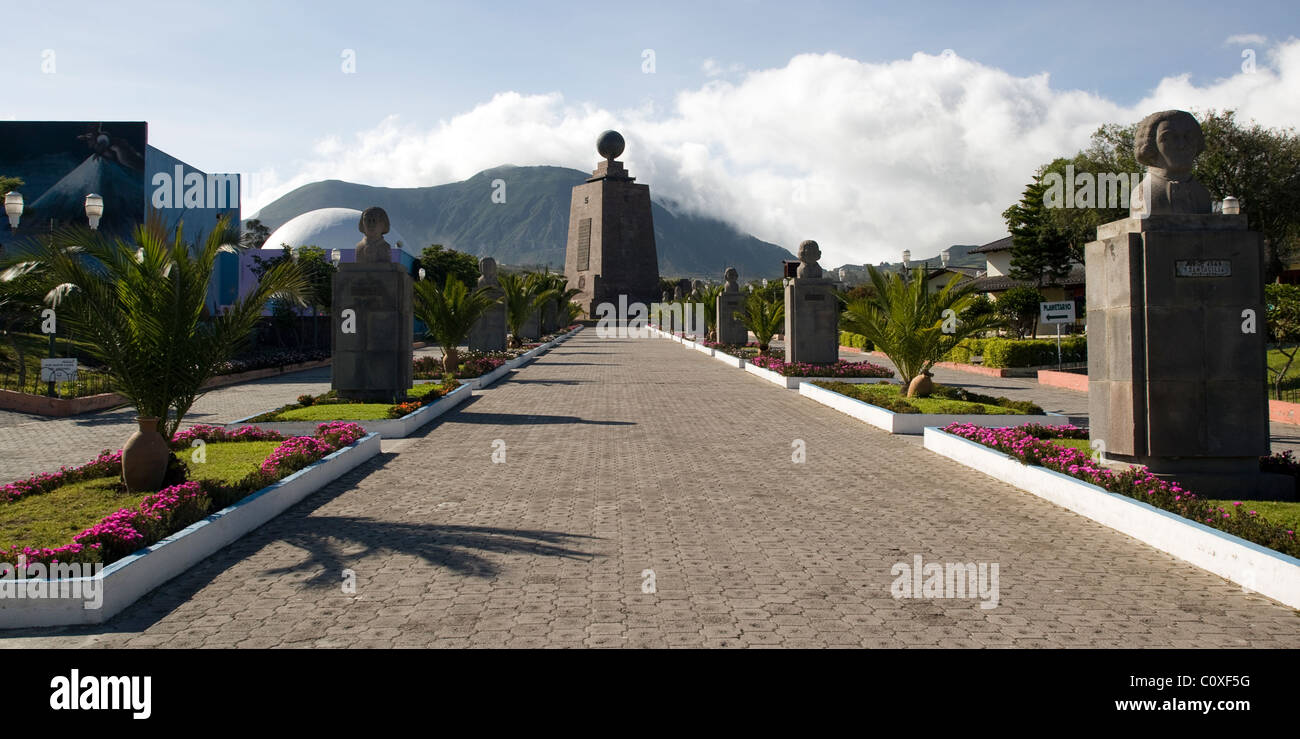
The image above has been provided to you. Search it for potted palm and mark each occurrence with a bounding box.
[4,215,307,491]
[840,266,1004,395]
[413,274,499,374]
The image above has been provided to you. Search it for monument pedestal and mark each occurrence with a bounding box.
[784,278,838,364]
[717,292,747,344]
[469,288,506,352]
[332,262,413,402]
[1085,214,1287,499]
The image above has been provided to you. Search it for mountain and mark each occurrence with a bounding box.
[251,165,795,279]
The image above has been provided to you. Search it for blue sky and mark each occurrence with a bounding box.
[7,0,1299,264]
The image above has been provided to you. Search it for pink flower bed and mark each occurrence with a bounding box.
[747,355,893,378]
[942,422,1299,557]
[1,422,367,566]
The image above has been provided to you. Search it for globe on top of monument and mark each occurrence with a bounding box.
[1129,110,1212,217]
[597,130,625,161]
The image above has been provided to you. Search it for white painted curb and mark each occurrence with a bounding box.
[923,427,1300,610]
[226,383,472,439]
[0,432,382,627]
[799,381,1054,434]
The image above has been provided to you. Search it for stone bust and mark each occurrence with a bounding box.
[796,240,823,279]
[723,267,740,293]
[477,257,499,287]
[1130,110,1213,217]
[356,207,393,263]
[674,284,686,301]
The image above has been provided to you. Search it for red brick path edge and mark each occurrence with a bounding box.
[1269,399,1300,426]
[1037,369,1089,392]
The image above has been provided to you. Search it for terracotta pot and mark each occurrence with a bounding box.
[122,417,170,492]
[907,371,935,398]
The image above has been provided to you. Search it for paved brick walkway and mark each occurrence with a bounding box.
[2,332,1297,648]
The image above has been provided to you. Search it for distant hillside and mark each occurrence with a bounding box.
[252,165,795,279]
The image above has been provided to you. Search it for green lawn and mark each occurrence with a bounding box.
[817,381,1035,415]
[1267,345,1300,394]
[273,383,449,421]
[0,440,279,552]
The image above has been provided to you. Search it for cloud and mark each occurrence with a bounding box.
[247,40,1300,268]
[1225,33,1267,46]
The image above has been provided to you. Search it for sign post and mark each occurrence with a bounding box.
[1039,301,1076,370]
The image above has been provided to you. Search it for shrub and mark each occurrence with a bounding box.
[838,331,873,351]
[981,337,1087,368]
[297,394,316,407]
[943,338,987,364]
[747,355,892,378]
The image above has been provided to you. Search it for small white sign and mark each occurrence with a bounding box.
[1039,301,1076,325]
[40,358,77,382]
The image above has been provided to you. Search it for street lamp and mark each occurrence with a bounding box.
[1222,196,1240,215]
[84,193,104,230]
[4,192,21,230]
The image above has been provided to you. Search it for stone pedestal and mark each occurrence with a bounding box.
[784,278,838,364]
[564,134,660,316]
[332,262,413,402]
[468,287,506,352]
[717,292,747,344]
[1086,214,1286,498]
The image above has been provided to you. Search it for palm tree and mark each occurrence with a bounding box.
[841,266,1005,391]
[6,214,308,438]
[693,283,724,341]
[736,290,784,354]
[413,274,498,374]
[499,272,556,348]
[538,272,579,332]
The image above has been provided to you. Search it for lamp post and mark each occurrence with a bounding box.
[4,191,21,230]
[84,193,104,230]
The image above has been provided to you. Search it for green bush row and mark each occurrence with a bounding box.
[981,337,1087,368]
[943,338,989,364]
[839,331,873,351]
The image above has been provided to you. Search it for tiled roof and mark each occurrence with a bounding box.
[971,266,1085,292]
[971,236,1013,254]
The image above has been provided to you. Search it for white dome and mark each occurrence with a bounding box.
[262,207,419,258]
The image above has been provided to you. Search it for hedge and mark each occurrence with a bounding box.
[981,337,1087,368]
[944,338,987,364]
[839,331,873,351]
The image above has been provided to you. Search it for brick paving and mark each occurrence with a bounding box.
[1,331,1297,648]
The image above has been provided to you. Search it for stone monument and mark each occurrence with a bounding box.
[716,267,748,344]
[1086,110,1285,498]
[564,130,661,317]
[784,240,838,364]
[468,257,506,351]
[332,207,413,402]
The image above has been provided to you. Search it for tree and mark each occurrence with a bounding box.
[996,285,1044,339]
[499,272,556,348]
[241,219,271,249]
[413,274,498,374]
[735,290,784,354]
[296,246,335,349]
[1003,175,1074,287]
[419,244,480,288]
[13,214,307,440]
[0,260,46,389]
[1019,109,1300,281]
[1265,282,1300,400]
[1196,110,1300,280]
[250,246,298,347]
[693,282,724,341]
[841,266,1005,390]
